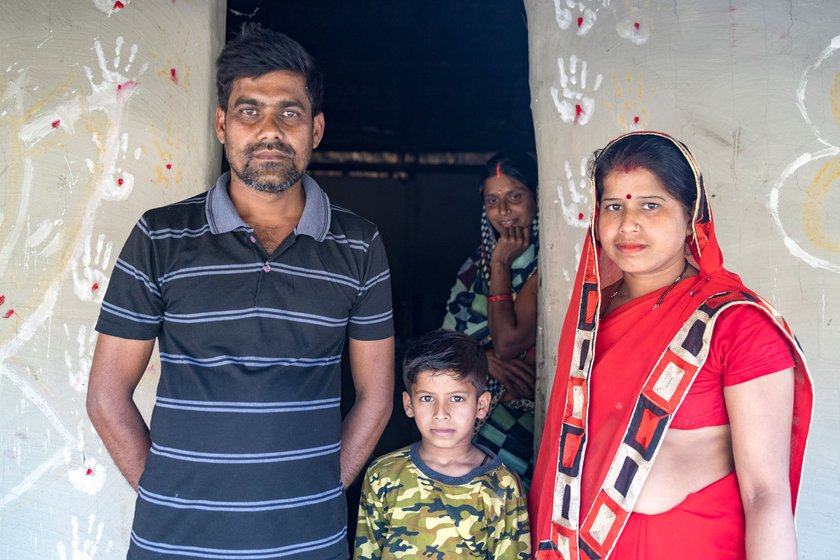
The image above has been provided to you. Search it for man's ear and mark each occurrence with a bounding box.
[312,112,325,149]
[476,391,492,420]
[214,106,226,144]
[402,391,414,418]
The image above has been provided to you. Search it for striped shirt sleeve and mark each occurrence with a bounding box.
[95,216,163,340]
[349,230,394,341]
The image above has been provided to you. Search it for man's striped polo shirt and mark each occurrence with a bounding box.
[96,172,394,560]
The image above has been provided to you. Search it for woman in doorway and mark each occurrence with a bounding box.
[442,151,539,489]
[530,131,812,559]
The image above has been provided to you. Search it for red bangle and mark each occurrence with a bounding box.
[487,293,513,303]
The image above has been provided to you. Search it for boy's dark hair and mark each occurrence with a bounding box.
[215,23,324,114]
[403,330,488,393]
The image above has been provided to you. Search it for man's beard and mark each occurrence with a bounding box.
[228,140,305,193]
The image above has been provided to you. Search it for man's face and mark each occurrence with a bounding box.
[215,70,325,194]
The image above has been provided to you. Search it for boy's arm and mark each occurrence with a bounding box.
[353,469,387,560]
[489,472,532,560]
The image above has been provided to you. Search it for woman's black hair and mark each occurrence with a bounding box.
[480,151,538,193]
[216,23,324,114]
[590,135,696,211]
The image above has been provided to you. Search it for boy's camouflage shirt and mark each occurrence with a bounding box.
[354,443,530,559]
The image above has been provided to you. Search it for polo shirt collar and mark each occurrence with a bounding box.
[206,172,331,242]
[297,175,332,241]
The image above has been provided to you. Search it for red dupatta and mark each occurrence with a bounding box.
[530,131,813,560]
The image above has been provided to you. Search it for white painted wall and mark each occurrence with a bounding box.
[0,1,224,557]
[525,1,840,557]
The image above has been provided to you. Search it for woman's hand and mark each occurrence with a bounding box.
[486,349,535,401]
[491,226,531,268]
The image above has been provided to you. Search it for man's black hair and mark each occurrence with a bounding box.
[403,329,488,393]
[215,23,324,114]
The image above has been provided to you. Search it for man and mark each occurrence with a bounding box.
[87,24,394,560]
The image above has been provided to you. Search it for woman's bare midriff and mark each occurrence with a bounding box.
[633,424,735,514]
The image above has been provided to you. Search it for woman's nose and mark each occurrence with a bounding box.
[498,198,510,215]
[618,211,639,233]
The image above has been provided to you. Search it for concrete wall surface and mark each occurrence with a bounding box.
[0,1,224,557]
[525,1,839,557]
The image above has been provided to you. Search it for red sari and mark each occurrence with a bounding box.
[529,132,813,560]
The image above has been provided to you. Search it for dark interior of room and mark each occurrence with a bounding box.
[224,0,535,545]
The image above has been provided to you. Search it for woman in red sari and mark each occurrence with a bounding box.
[530,132,812,560]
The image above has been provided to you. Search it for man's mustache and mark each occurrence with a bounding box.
[244,141,296,157]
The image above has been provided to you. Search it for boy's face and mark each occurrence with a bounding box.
[402,370,491,452]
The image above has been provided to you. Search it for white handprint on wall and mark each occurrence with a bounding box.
[56,514,112,560]
[18,38,145,150]
[65,420,108,495]
[554,0,610,36]
[88,37,145,201]
[64,325,98,392]
[557,158,591,228]
[71,233,113,303]
[616,18,650,45]
[550,55,603,125]
[92,0,130,16]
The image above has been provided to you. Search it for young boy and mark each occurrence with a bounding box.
[354,329,531,559]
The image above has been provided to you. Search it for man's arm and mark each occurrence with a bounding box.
[86,333,156,492]
[340,336,394,488]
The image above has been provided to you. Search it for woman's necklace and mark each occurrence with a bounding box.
[601,279,624,318]
[651,259,690,310]
[602,260,690,317]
